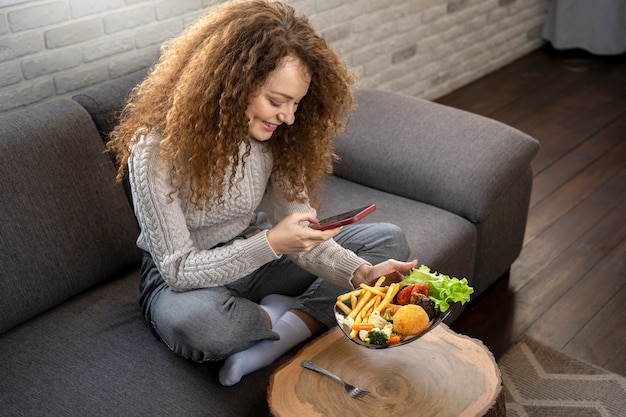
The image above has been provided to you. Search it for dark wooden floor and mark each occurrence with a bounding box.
[438,46,626,377]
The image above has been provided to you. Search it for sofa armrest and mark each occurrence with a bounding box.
[0,100,141,334]
[333,89,540,223]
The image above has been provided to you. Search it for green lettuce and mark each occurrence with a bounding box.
[399,265,474,312]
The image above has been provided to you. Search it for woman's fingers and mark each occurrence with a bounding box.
[266,212,341,254]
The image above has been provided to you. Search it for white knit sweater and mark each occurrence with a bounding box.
[128,133,366,291]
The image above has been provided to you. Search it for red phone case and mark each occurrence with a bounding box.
[311,204,376,231]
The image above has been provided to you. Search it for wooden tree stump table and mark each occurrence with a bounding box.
[268,323,504,417]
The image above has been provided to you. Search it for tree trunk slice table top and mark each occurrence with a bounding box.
[268,323,504,417]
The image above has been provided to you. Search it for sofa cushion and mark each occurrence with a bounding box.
[73,69,149,203]
[315,176,477,280]
[0,272,297,417]
[0,100,141,334]
[72,69,149,144]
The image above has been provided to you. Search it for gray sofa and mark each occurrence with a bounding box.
[0,69,539,417]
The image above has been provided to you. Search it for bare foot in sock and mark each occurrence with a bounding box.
[218,311,311,386]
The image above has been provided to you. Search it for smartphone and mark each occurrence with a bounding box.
[310,204,376,231]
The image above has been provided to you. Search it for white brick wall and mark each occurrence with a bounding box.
[0,0,549,112]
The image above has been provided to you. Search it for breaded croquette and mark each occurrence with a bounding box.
[393,304,429,335]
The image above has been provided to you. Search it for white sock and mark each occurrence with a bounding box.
[219,311,312,386]
[259,294,297,327]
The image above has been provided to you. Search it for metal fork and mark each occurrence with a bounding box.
[300,360,369,399]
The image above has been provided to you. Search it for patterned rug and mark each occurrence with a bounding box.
[498,335,626,417]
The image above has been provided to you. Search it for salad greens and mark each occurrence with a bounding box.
[399,265,474,312]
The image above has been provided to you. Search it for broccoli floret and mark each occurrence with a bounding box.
[366,329,389,346]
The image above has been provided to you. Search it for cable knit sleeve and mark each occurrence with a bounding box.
[128,134,280,291]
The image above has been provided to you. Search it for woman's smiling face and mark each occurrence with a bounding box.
[245,56,311,142]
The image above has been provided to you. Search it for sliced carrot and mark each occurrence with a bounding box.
[352,323,375,331]
[389,336,401,345]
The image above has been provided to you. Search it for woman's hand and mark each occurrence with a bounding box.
[350,259,418,288]
[266,212,341,255]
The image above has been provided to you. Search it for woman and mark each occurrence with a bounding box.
[107,0,416,386]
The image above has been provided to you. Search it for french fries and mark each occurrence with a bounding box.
[335,276,401,339]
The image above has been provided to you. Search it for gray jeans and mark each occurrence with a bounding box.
[139,216,410,362]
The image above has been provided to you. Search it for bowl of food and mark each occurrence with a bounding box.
[334,265,473,349]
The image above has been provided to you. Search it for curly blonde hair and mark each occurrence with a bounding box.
[107,0,357,210]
